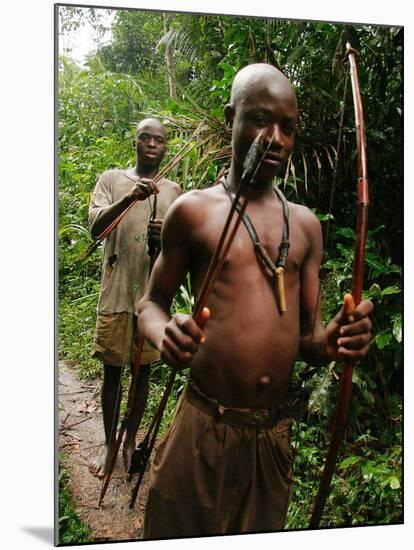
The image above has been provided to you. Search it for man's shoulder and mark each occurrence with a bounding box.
[174,186,221,208]
[99,168,124,176]
[159,176,179,187]
[97,168,129,184]
[164,187,219,224]
[158,177,182,193]
[288,201,322,240]
[288,201,318,221]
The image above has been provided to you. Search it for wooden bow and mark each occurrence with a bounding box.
[309,42,369,528]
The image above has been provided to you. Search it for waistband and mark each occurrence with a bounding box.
[186,378,287,430]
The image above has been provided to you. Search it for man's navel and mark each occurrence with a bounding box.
[258,375,271,386]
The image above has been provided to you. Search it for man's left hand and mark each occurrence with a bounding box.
[148,218,162,246]
[326,294,373,362]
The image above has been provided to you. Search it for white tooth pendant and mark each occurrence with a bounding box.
[275,267,286,313]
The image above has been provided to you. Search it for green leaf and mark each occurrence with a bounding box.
[381,286,401,296]
[365,255,389,275]
[339,456,362,469]
[361,460,375,480]
[392,317,402,343]
[375,332,393,350]
[366,283,382,300]
[311,209,333,222]
[219,62,236,77]
[390,477,400,490]
[335,227,355,239]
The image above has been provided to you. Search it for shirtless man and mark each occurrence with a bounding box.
[88,119,181,478]
[137,64,373,537]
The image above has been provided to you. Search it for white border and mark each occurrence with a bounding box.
[2,1,411,549]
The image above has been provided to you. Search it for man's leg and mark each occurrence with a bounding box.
[89,364,123,478]
[122,363,150,471]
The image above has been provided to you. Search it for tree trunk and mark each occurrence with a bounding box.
[163,14,177,99]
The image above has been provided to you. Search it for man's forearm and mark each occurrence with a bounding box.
[300,331,328,365]
[90,194,133,239]
[137,299,170,351]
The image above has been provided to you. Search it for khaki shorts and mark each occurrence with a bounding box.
[92,312,160,367]
[143,379,294,538]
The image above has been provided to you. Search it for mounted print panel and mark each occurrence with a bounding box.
[55,2,403,545]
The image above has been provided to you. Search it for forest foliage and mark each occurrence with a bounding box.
[58,5,403,531]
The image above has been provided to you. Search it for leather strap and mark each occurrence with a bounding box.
[221,178,290,273]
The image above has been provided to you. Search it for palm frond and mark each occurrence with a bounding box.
[323,146,334,170]
[59,223,90,238]
[156,26,200,64]
[301,150,309,194]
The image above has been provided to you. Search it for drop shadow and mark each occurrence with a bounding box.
[21,526,54,545]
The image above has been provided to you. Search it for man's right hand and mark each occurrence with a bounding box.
[127,178,159,202]
[160,307,210,368]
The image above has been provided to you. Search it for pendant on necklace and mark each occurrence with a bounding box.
[275,266,287,313]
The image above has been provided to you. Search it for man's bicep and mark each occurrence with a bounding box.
[145,198,192,309]
[88,172,113,230]
[146,244,189,310]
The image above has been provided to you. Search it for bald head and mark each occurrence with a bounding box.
[229,63,297,110]
[224,63,298,183]
[136,118,167,140]
[134,117,167,173]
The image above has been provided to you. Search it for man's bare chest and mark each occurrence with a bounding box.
[190,200,309,279]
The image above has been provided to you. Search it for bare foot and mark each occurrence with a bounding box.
[122,442,135,473]
[89,444,110,479]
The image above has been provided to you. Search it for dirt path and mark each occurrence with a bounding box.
[58,360,150,543]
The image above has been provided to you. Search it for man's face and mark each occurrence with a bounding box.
[135,122,167,169]
[226,77,298,183]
